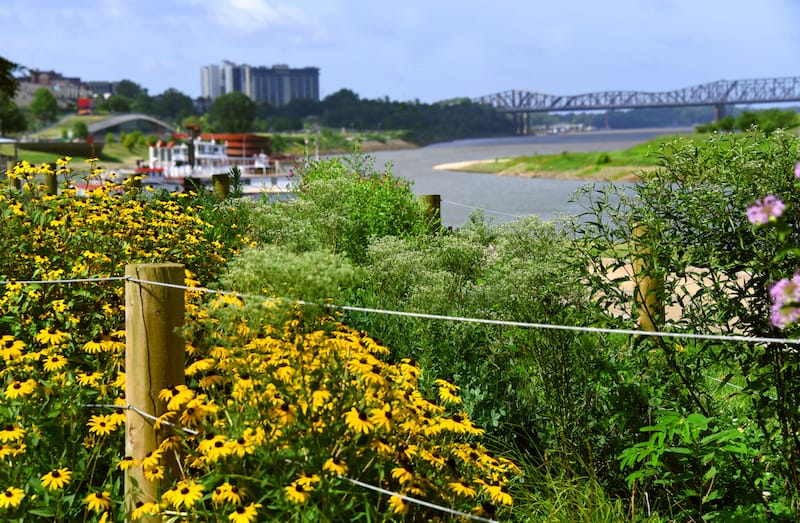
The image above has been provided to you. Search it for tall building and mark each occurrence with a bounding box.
[200,64,221,99]
[200,61,319,105]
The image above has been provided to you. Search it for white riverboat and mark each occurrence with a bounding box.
[134,134,297,198]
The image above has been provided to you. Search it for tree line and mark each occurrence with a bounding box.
[3,56,797,142]
[0,57,515,144]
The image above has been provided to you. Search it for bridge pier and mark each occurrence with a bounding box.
[714,104,726,122]
[513,112,531,135]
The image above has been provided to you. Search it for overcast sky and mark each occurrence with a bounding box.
[3,0,799,103]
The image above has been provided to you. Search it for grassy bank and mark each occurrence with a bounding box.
[453,134,698,180]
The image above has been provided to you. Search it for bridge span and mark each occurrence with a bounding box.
[473,77,800,134]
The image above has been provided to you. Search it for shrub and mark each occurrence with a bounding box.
[247,153,429,262]
[570,129,800,519]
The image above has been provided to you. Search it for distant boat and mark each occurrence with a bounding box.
[126,134,297,198]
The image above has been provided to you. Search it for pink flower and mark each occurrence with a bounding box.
[794,162,800,179]
[747,195,785,225]
[769,275,800,329]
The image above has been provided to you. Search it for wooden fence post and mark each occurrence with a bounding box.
[420,194,441,232]
[125,263,185,520]
[45,173,57,195]
[632,224,664,332]
[212,173,230,200]
[6,160,20,191]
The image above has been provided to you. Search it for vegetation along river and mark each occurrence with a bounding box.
[366,127,694,228]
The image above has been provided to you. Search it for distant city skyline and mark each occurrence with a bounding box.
[200,61,319,105]
[3,0,800,104]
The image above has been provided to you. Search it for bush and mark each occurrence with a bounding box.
[248,153,429,262]
[570,129,800,519]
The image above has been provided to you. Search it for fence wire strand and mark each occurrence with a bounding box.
[126,276,800,347]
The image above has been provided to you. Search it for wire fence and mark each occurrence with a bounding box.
[8,273,796,347]
[3,271,799,522]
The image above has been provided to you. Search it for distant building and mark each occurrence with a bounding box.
[200,64,222,99]
[21,69,87,101]
[83,81,116,98]
[201,61,319,106]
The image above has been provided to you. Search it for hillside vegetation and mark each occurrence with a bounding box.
[2,127,800,521]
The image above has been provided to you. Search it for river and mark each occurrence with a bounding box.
[364,127,694,228]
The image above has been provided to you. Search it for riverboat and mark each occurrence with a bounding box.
[132,134,297,198]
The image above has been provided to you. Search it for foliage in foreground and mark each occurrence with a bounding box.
[0,161,517,521]
[571,128,800,520]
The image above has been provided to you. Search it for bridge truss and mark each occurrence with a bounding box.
[473,77,800,133]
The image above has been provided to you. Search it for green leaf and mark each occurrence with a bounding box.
[686,413,709,430]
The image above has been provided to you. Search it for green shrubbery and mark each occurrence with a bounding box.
[6,127,800,520]
[696,108,799,135]
[571,128,800,520]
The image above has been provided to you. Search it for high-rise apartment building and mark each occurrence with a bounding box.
[200,64,221,99]
[200,61,319,106]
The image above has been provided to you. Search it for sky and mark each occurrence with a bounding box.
[3,0,800,104]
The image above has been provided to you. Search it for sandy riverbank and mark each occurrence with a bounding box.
[433,159,655,182]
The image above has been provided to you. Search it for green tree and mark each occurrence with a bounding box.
[114,79,144,99]
[0,56,22,100]
[122,133,137,152]
[30,87,59,125]
[72,121,88,140]
[0,98,26,134]
[106,95,131,113]
[152,88,195,123]
[717,115,735,132]
[208,92,255,132]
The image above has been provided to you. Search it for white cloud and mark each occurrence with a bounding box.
[197,0,312,33]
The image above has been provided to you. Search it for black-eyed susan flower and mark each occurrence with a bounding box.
[344,407,373,434]
[369,406,394,432]
[158,385,194,411]
[284,481,312,504]
[81,334,105,354]
[0,486,24,509]
[484,484,513,506]
[33,327,69,346]
[84,491,111,513]
[388,495,409,514]
[140,448,163,469]
[117,456,138,471]
[87,414,116,436]
[322,455,347,476]
[198,434,232,463]
[229,436,254,458]
[4,379,36,399]
[448,480,478,498]
[163,480,204,509]
[131,501,161,521]
[310,388,332,410]
[212,482,244,505]
[228,502,261,523]
[76,372,103,387]
[108,407,127,427]
[143,466,165,481]
[391,466,414,485]
[0,336,24,362]
[40,468,71,491]
[42,354,68,372]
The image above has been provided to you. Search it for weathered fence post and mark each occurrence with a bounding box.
[125,263,185,520]
[6,160,20,191]
[212,173,230,200]
[420,194,441,232]
[44,172,57,195]
[632,224,664,332]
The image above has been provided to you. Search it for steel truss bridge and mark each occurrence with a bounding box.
[473,77,800,134]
